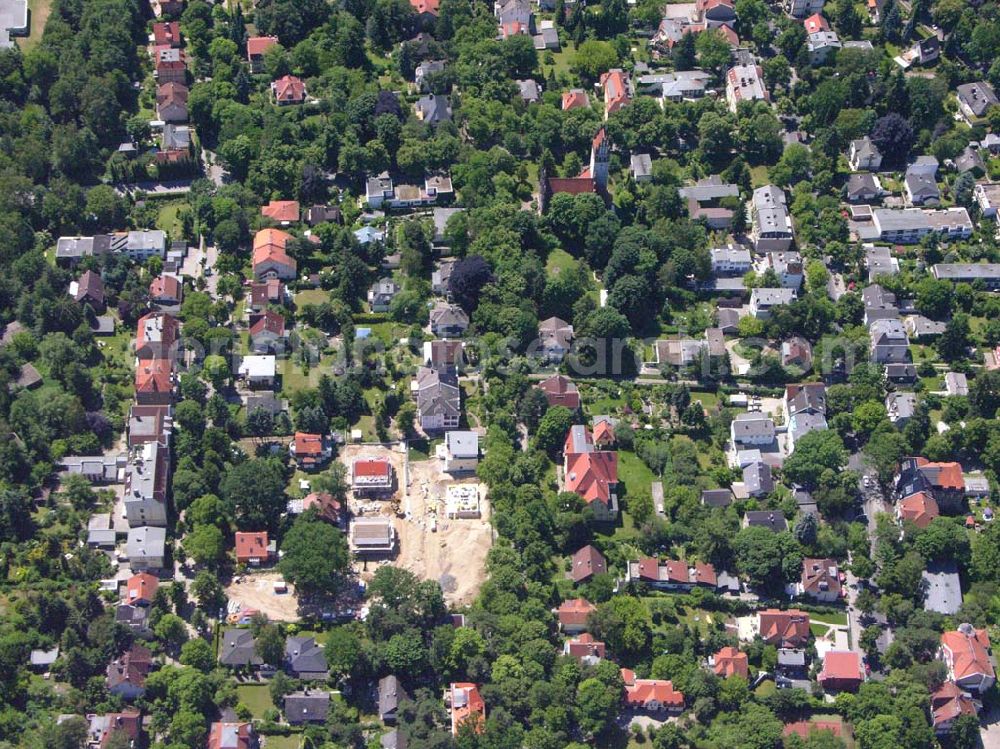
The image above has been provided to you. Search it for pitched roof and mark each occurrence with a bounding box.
[250,310,285,338]
[410,0,439,13]
[562,89,589,110]
[207,723,253,749]
[621,668,684,708]
[819,650,863,683]
[801,558,841,597]
[135,358,173,396]
[449,683,485,735]
[803,12,829,32]
[294,432,326,457]
[931,681,979,729]
[126,572,159,605]
[556,598,595,628]
[285,636,327,675]
[272,75,306,102]
[219,628,262,666]
[758,609,810,648]
[106,644,152,691]
[150,274,182,301]
[247,36,279,56]
[152,21,180,46]
[565,451,618,506]
[713,647,748,678]
[235,531,269,561]
[941,627,995,682]
[262,200,300,223]
[74,270,105,304]
[566,633,606,660]
[899,491,939,528]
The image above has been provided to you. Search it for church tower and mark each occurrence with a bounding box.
[589,127,610,190]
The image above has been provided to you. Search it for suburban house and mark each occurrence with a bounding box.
[564,633,605,665]
[69,270,106,310]
[956,81,998,125]
[248,279,286,311]
[939,625,995,694]
[897,491,939,529]
[207,723,254,749]
[291,432,333,470]
[886,391,918,426]
[134,358,174,406]
[797,558,841,602]
[448,683,486,736]
[537,374,580,410]
[904,167,940,206]
[249,311,286,352]
[247,36,278,72]
[742,461,773,496]
[757,609,811,649]
[975,182,1000,219]
[106,645,152,700]
[379,675,409,725]
[637,70,713,102]
[625,558,737,593]
[423,340,464,374]
[895,457,966,513]
[630,153,652,182]
[136,311,179,360]
[763,250,804,289]
[712,647,748,679]
[429,303,469,337]
[621,668,685,713]
[710,245,752,275]
[237,355,276,388]
[252,229,297,280]
[437,430,479,473]
[872,208,973,244]
[87,712,142,749]
[743,511,788,532]
[806,29,840,64]
[124,439,169,527]
[414,59,445,91]
[563,425,619,522]
[725,64,768,112]
[287,491,344,528]
[555,597,596,634]
[350,517,396,556]
[749,288,797,319]
[945,372,969,397]
[599,68,631,118]
[115,603,151,635]
[219,629,262,669]
[818,651,864,692]
[845,172,883,203]
[679,177,740,228]
[235,531,273,566]
[561,89,590,110]
[932,263,1000,289]
[271,75,306,104]
[365,172,454,209]
[284,690,330,725]
[729,414,775,447]
[261,200,300,225]
[153,47,186,85]
[156,82,188,122]
[368,277,401,312]
[536,316,574,362]
[781,336,812,369]
[126,526,166,570]
[124,572,159,607]
[869,318,910,363]
[785,0,824,18]
[748,185,793,251]
[848,136,882,171]
[931,681,980,735]
[413,367,461,431]
[351,459,395,497]
[149,274,183,306]
[414,94,452,125]
[571,544,607,583]
[284,636,328,680]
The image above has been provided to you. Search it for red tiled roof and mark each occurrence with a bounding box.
[567,633,606,659]
[713,647,748,679]
[593,420,615,445]
[450,683,485,735]
[694,561,717,587]
[539,375,580,408]
[547,176,596,196]
[353,459,391,477]
[562,90,589,110]
[97,712,142,749]
[235,531,268,562]
[557,598,595,628]
[941,628,995,682]
[636,557,659,581]
[272,75,306,102]
[899,491,939,528]
[136,311,179,358]
[126,572,158,605]
[758,609,811,648]
[247,36,279,57]
[252,229,297,275]
[261,200,300,223]
[565,451,618,506]
[819,650,863,683]
[249,310,285,338]
[717,23,739,46]
[931,681,979,728]
[153,21,180,46]
[599,69,630,115]
[293,432,325,457]
[801,558,841,596]
[913,457,965,490]
[150,274,182,300]
[665,559,689,584]
[803,13,829,32]
[301,492,342,523]
[135,358,173,394]
[208,723,253,749]
[621,668,684,708]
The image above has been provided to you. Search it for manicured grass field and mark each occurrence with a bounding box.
[157,201,185,237]
[263,735,301,749]
[294,289,330,307]
[236,684,273,718]
[546,247,578,276]
[808,610,848,626]
[617,450,657,497]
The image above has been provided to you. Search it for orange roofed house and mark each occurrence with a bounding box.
[261,200,300,225]
[351,459,394,497]
[235,531,273,566]
[125,572,159,606]
[556,597,596,634]
[135,358,175,406]
[564,633,606,665]
[599,69,631,119]
[448,683,485,736]
[621,668,684,714]
[931,680,980,735]
[939,624,996,693]
[271,75,306,105]
[410,0,440,23]
[563,425,619,522]
[897,490,939,529]
[562,89,590,110]
[290,432,332,470]
[818,650,864,692]
[253,229,297,280]
[247,36,278,73]
[152,21,181,47]
[136,311,179,361]
[895,457,966,513]
[757,609,811,649]
[208,722,255,749]
[712,647,748,679]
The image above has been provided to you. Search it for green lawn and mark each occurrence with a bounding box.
[156,201,185,238]
[16,0,54,52]
[547,41,577,79]
[750,165,770,188]
[294,289,330,307]
[263,736,301,749]
[691,390,720,411]
[808,611,848,626]
[617,450,657,497]
[236,684,274,718]
[546,248,578,276]
[810,622,831,638]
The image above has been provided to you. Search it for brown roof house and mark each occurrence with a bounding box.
[556,598,596,634]
[571,544,607,583]
[756,609,810,649]
[537,374,580,410]
[106,644,153,700]
[247,36,279,72]
[795,558,842,603]
[272,75,306,105]
[69,270,105,310]
[156,82,188,123]
[536,316,574,362]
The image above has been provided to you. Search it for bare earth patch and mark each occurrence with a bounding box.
[341,442,492,606]
[225,571,300,622]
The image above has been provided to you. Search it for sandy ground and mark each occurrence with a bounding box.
[225,571,299,622]
[341,443,492,606]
